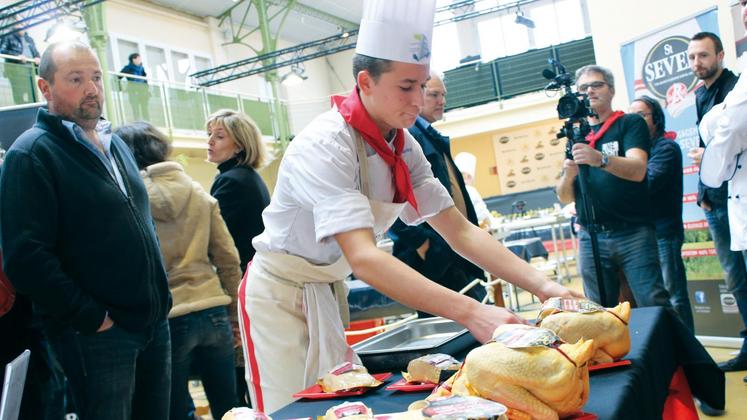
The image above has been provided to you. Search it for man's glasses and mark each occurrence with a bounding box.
[577,81,607,92]
[633,112,652,118]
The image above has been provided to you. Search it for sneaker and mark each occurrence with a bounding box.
[743,375,747,383]
[697,399,725,417]
[717,355,747,372]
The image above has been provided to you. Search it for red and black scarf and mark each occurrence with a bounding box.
[334,90,418,212]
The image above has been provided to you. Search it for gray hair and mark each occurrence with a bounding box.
[575,65,615,90]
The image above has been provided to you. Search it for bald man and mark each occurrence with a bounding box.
[0,42,172,420]
[388,73,487,314]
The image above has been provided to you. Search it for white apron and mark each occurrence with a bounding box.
[237,126,406,413]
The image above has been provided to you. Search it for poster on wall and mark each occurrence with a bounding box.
[491,120,566,195]
[620,8,742,339]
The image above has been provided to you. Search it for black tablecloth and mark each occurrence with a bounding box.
[272,307,724,419]
[504,237,549,262]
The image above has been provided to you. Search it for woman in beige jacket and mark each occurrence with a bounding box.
[117,122,242,420]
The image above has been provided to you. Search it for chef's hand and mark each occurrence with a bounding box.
[571,143,603,167]
[688,147,704,167]
[537,281,585,302]
[466,304,529,344]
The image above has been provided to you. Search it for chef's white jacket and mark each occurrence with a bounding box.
[253,109,454,265]
[700,73,747,251]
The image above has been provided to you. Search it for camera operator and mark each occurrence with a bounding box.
[556,65,671,309]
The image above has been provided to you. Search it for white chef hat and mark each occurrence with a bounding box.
[454,152,477,179]
[355,0,436,65]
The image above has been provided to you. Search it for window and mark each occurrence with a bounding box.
[194,56,212,73]
[108,34,212,84]
[171,51,190,83]
[434,0,591,70]
[117,39,139,70]
[146,46,168,81]
[432,23,461,72]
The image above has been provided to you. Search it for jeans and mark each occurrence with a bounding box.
[578,225,671,309]
[704,206,747,354]
[657,231,695,332]
[47,319,171,420]
[169,306,237,420]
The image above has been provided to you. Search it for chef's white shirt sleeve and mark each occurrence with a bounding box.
[282,136,375,243]
[700,74,747,188]
[399,133,455,226]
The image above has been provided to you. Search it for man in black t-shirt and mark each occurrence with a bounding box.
[687,32,747,373]
[556,65,671,309]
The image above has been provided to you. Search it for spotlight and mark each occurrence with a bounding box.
[515,12,535,29]
[280,64,308,86]
[45,18,87,43]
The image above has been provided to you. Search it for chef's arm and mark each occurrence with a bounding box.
[428,206,581,302]
[335,228,526,343]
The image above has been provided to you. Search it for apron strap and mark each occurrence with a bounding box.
[347,123,372,199]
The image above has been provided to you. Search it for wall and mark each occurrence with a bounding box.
[587,0,740,109]
[438,91,560,197]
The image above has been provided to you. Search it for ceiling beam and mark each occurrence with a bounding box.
[0,0,107,38]
[266,0,356,30]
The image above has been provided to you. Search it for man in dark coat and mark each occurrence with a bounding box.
[389,72,486,316]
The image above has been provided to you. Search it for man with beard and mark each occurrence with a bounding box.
[0,42,172,419]
[687,32,747,375]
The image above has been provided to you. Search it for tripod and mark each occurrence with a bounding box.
[563,118,608,307]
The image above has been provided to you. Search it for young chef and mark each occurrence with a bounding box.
[237,0,582,412]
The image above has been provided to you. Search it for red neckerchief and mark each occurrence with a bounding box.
[335,89,418,212]
[585,111,626,149]
[663,131,677,140]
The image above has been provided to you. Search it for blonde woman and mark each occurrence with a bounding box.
[206,109,271,406]
[207,109,271,273]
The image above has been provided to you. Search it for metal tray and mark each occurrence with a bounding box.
[352,317,477,373]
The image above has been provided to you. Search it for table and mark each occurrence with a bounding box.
[349,238,552,319]
[347,279,412,321]
[272,307,724,420]
[504,237,548,262]
[496,213,575,283]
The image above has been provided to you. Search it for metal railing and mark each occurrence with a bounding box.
[0,53,290,139]
[0,52,39,107]
[108,72,287,139]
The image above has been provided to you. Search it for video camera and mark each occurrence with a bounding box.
[542,58,597,159]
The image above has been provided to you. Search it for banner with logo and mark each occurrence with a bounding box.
[491,120,565,194]
[732,1,747,68]
[620,8,742,339]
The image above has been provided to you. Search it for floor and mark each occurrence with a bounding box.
[188,256,747,419]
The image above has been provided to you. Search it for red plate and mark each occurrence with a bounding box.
[385,378,438,392]
[563,412,598,420]
[292,373,393,399]
[588,359,632,372]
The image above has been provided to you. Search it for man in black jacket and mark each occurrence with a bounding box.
[0,42,172,420]
[389,72,486,316]
[687,32,747,373]
[0,21,40,104]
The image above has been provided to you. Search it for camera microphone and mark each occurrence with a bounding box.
[542,68,560,90]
